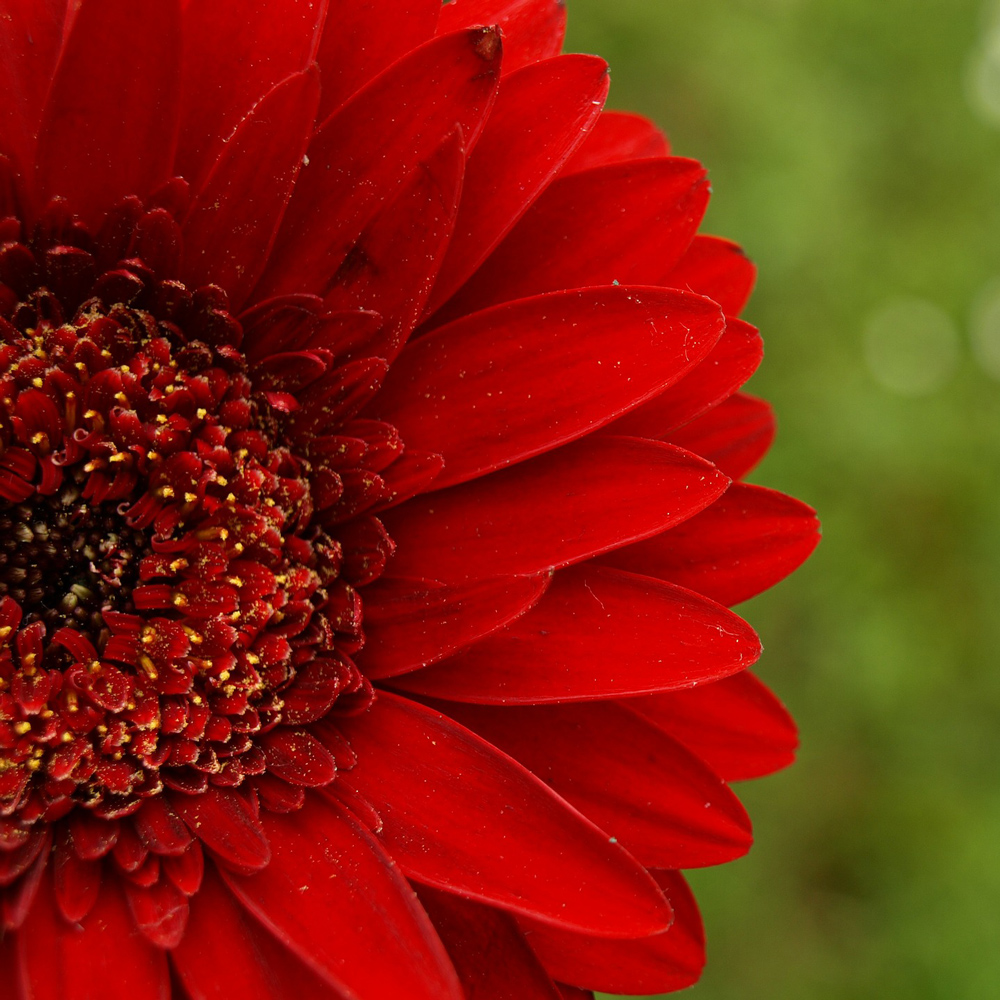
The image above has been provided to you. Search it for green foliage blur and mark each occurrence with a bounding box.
[565,1,1000,997]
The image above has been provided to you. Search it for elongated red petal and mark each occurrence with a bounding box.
[599,482,821,606]
[257,28,502,300]
[177,0,326,190]
[374,287,723,488]
[425,54,610,313]
[666,392,775,480]
[439,158,708,319]
[391,565,759,704]
[607,318,763,438]
[437,0,567,74]
[324,128,466,360]
[359,574,548,679]
[317,0,440,119]
[520,870,705,994]
[169,787,270,874]
[627,670,799,781]
[555,987,594,1000]
[0,0,66,179]
[443,700,751,867]
[35,0,181,225]
[173,865,347,1000]
[664,234,757,317]
[338,691,673,938]
[19,869,169,1000]
[222,796,463,1000]
[561,110,670,175]
[182,68,320,310]
[122,877,189,949]
[381,436,729,583]
[418,886,563,1000]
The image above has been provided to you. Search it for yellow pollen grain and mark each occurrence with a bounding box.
[156,414,168,424]
[13,721,31,735]
[216,475,228,486]
[172,593,188,608]
[184,492,197,503]
[246,652,260,665]
[160,486,175,498]
[218,670,231,683]
[61,731,73,743]
[26,759,41,772]
[196,408,207,419]
[169,559,188,573]
[109,452,127,463]
[31,377,43,388]
[114,392,128,404]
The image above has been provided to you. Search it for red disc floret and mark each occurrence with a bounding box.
[0,196,373,837]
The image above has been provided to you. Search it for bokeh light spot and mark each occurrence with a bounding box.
[969,277,1000,379]
[863,298,959,396]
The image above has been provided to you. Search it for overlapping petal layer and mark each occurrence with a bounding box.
[0,1,818,998]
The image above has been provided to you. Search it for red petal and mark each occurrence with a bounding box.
[182,68,320,310]
[35,0,181,226]
[317,0,440,119]
[133,797,192,856]
[374,287,723,489]
[0,0,67,180]
[607,318,763,437]
[19,869,169,1000]
[372,450,445,510]
[443,700,751,867]
[664,234,757,317]
[438,0,566,74]
[177,0,327,190]
[260,729,337,787]
[425,54,609,313]
[338,691,672,938]
[169,787,270,874]
[359,574,548,679]
[561,110,670,175]
[222,796,463,1000]
[599,482,821,606]
[122,877,189,949]
[0,935,19,999]
[381,436,729,583]
[418,885,562,999]
[666,393,775,480]
[438,158,708,320]
[257,27,501,301]
[174,864,344,1000]
[520,870,705,994]
[391,565,760,704]
[628,670,799,781]
[555,987,594,1000]
[52,835,100,923]
[324,128,466,361]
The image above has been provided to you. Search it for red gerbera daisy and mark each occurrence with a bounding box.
[0,1,819,997]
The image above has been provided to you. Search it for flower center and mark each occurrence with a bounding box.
[0,197,375,830]
[0,485,150,634]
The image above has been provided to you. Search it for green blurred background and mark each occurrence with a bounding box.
[565,1,1000,997]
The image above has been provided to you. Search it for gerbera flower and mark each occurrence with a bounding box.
[0,0,819,997]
